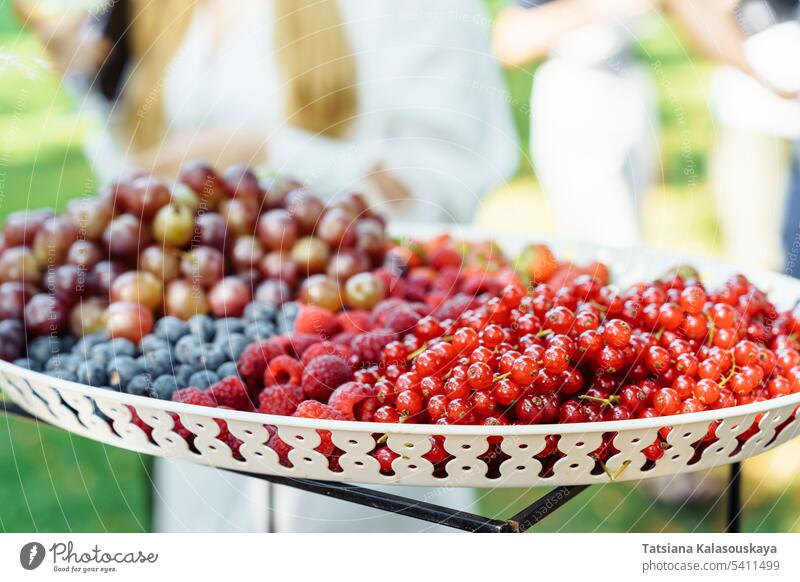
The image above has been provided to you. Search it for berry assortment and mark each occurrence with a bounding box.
[2,162,800,476]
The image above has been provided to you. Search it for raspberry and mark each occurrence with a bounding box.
[384,306,423,334]
[354,395,379,422]
[263,355,304,386]
[169,413,194,442]
[401,279,428,303]
[258,384,305,416]
[275,332,321,359]
[434,292,477,320]
[328,381,376,420]
[293,401,346,456]
[332,332,356,346]
[301,341,354,365]
[129,406,153,440]
[237,338,285,389]
[172,386,215,407]
[294,305,341,338]
[350,328,397,365]
[337,310,372,333]
[266,428,293,466]
[370,299,407,327]
[207,376,255,411]
[215,410,244,460]
[301,355,353,401]
[294,399,348,421]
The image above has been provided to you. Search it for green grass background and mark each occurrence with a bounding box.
[0,2,798,532]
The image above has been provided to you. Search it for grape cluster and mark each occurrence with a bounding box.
[0,162,385,357]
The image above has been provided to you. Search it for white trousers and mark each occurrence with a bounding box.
[153,458,476,532]
[531,59,657,247]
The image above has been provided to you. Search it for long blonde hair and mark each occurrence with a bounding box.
[124,0,357,150]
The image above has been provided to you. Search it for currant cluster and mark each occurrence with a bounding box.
[342,268,800,464]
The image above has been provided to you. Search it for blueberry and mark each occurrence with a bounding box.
[175,365,194,388]
[57,335,77,353]
[73,331,109,357]
[106,355,143,390]
[214,317,245,336]
[47,369,78,382]
[245,320,276,341]
[140,334,171,355]
[90,343,116,367]
[281,301,300,319]
[152,375,179,399]
[276,302,300,333]
[126,374,157,398]
[109,337,137,357]
[215,332,249,360]
[76,361,108,387]
[137,350,175,378]
[200,344,227,370]
[28,336,58,364]
[244,302,277,323]
[13,357,40,371]
[188,314,215,342]
[45,353,82,373]
[216,361,238,378]
[154,316,190,344]
[188,370,219,390]
[175,335,201,364]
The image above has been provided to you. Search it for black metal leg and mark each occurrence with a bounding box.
[507,484,589,532]
[726,461,742,533]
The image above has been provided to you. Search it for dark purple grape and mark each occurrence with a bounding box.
[0,282,31,319]
[195,212,227,249]
[24,293,68,336]
[255,279,291,306]
[66,240,102,270]
[103,214,151,262]
[258,251,299,286]
[32,216,78,266]
[257,209,299,251]
[43,264,90,305]
[261,175,302,209]
[0,319,25,361]
[285,189,324,233]
[179,161,226,209]
[230,236,264,272]
[91,260,126,298]
[3,209,54,246]
[223,165,263,205]
[317,208,357,248]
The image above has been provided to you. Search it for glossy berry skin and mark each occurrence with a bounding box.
[396,390,423,417]
[542,346,570,374]
[693,379,720,405]
[653,388,680,416]
[467,362,493,390]
[510,355,538,386]
[603,319,631,348]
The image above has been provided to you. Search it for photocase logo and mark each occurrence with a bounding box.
[19,542,46,570]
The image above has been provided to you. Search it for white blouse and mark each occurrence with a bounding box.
[160,0,519,223]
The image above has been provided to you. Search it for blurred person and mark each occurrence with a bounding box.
[493,0,661,247]
[17,0,518,224]
[694,0,800,271]
[18,0,519,532]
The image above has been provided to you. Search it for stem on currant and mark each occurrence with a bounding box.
[536,328,553,338]
[578,394,619,408]
[492,371,511,383]
[706,318,716,348]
